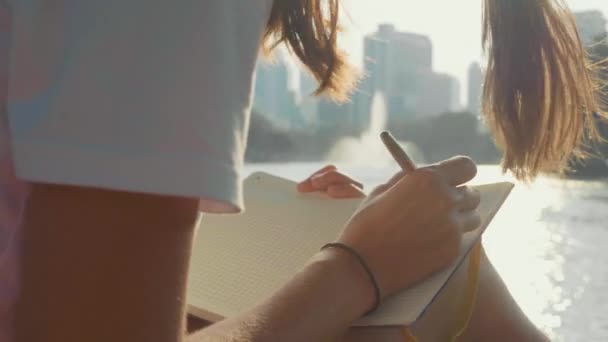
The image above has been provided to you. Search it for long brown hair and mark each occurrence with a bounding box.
[482,0,606,179]
[263,0,355,101]
[265,0,605,179]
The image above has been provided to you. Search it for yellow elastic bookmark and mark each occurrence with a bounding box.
[401,242,483,342]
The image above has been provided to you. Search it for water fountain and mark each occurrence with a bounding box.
[326,92,425,166]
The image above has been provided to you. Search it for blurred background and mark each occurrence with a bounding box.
[245,1,608,341]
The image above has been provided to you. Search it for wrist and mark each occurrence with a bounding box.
[310,247,377,317]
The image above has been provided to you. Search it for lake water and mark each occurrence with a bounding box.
[245,163,608,342]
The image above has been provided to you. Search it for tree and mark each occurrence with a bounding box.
[566,33,608,178]
[245,110,296,162]
[391,112,501,164]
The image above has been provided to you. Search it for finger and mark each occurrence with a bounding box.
[454,186,481,211]
[312,164,337,176]
[435,156,477,186]
[386,170,407,186]
[311,170,364,191]
[455,209,482,233]
[326,184,366,199]
[297,165,337,193]
[369,171,406,197]
[297,180,316,193]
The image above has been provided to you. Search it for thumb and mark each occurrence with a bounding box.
[369,171,406,197]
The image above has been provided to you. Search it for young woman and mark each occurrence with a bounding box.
[0,0,601,342]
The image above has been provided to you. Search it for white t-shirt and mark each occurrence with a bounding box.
[0,1,274,340]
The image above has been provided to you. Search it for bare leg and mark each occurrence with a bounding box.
[342,244,547,342]
[457,247,548,341]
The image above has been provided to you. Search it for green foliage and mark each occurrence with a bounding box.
[390,112,501,164]
[565,34,608,178]
[245,110,295,162]
[246,108,502,165]
[246,109,342,162]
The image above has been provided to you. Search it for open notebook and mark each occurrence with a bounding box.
[187,172,514,327]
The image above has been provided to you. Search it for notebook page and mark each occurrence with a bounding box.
[187,173,361,322]
[187,172,513,326]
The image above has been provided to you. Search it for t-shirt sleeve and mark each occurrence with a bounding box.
[6,0,273,213]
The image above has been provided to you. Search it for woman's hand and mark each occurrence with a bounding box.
[336,156,481,302]
[297,165,366,199]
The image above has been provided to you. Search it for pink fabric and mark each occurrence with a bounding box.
[0,5,28,341]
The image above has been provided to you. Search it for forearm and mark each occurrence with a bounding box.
[189,248,373,342]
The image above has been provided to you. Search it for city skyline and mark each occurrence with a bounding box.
[256,24,473,131]
[338,0,608,104]
[259,6,608,132]
[360,24,461,121]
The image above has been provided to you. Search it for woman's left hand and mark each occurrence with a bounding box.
[297,165,365,199]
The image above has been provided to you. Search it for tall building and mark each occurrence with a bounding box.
[467,62,483,115]
[362,24,459,123]
[300,65,364,133]
[574,10,607,46]
[363,24,433,121]
[418,73,460,116]
[254,61,287,117]
[254,59,300,128]
[448,75,461,111]
[299,72,320,126]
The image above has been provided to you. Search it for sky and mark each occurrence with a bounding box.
[325,0,608,105]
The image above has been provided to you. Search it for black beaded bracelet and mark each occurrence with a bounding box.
[321,242,381,315]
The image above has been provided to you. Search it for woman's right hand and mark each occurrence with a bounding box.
[337,156,481,301]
